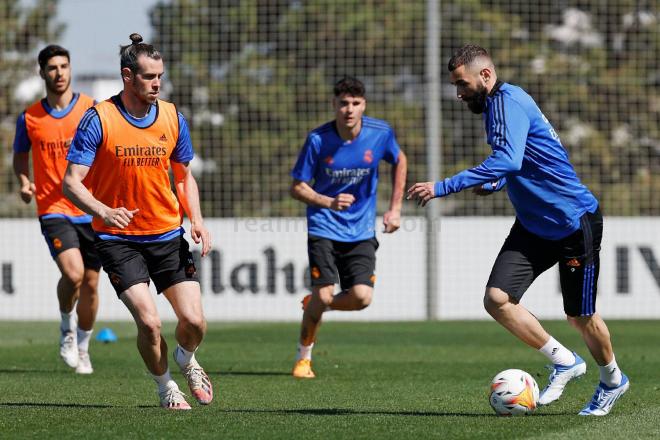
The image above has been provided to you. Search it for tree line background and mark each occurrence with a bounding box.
[1,0,658,218]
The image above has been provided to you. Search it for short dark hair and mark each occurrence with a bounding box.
[119,33,162,73]
[333,76,366,98]
[38,45,70,70]
[447,44,490,72]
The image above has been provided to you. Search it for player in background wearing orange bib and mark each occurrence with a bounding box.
[12,45,100,375]
[63,34,213,410]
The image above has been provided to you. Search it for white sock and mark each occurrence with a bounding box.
[296,342,314,361]
[174,345,197,367]
[539,337,576,366]
[60,311,76,333]
[77,328,93,353]
[152,370,177,394]
[599,356,622,387]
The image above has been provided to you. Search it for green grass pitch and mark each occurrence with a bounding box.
[0,320,658,439]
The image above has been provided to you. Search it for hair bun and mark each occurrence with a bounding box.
[129,33,143,45]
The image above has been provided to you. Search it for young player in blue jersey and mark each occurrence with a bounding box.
[408,45,628,416]
[290,76,407,379]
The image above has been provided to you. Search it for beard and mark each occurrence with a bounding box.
[466,85,488,114]
[45,77,70,95]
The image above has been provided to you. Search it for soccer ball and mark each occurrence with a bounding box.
[489,369,539,416]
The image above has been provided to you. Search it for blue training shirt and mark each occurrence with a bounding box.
[434,81,598,240]
[67,95,194,242]
[291,116,400,242]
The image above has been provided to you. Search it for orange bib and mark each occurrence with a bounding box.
[87,98,182,235]
[25,93,95,216]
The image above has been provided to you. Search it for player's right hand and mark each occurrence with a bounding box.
[19,182,36,204]
[101,207,139,228]
[329,193,355,211]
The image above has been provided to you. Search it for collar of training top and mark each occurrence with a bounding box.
[489,80,504,97]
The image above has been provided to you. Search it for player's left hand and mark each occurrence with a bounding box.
[191,221,212,257]
[406,182,436,207]
[383,210,401,233]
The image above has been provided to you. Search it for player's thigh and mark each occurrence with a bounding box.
[74,222,103,271]
[40,217,80,260]
[336,237,378,291]
[144,236,199,294]
[558,209,603,317]
[55,248,85,282]
[307,234,339,287]
[486,220,557,302]
[95,239,151,297]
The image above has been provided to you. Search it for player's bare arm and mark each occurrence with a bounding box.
[406,181,436,207]
[383,151,407,233]
[290,179,355,211]
[62,162,138,228]
[12,151,36,204]
[172,161,212,257]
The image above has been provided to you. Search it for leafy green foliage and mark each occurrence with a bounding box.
[148,0,658,217]
[0,0,62,217]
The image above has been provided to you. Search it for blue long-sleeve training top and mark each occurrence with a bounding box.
[434,81,598,240]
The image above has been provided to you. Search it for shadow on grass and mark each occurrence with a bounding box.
[207,370,290,376]
[220,408,573,417]
[0,402,576,416]
[0,368,68,374]
[0,402,114,409]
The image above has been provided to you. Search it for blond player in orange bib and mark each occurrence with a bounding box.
[12,45,100,374]
[63,34,213,410]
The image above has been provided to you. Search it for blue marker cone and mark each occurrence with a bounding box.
[96,327,118,343]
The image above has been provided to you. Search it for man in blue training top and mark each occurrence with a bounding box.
[408,44,628,416]
[290,76,407,379]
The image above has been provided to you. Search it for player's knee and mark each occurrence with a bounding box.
[180,314,206,336]
[61,269,84,289]
[351,286,372,309]
[138,314,162,342]
[483,287,509,315]
[566,315,581,329]
[567,314,603,334]
[317,291,334,307]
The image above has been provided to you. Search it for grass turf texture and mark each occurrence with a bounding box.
[0,321,658,439]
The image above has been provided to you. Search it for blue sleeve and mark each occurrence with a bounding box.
[479,178,507,192]
[12,112,31,153]
[290,134,319,182]
[171,112,194,163]
[67,109,102,167]
[434,100,529,197]
[382,128,401,164]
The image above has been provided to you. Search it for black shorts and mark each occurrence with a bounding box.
[307,234,378,290]
[39,217,102,270]
[487,209,603,317]
[95,235,198,296]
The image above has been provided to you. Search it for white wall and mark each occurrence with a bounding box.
[0,217,658,321]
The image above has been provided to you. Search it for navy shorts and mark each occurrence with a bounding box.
[39,217,102,270]
[95,235,198,296]
[307,234,378,290]
[487,209,603,317]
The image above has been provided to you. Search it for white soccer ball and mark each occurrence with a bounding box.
[489,368,539,416]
